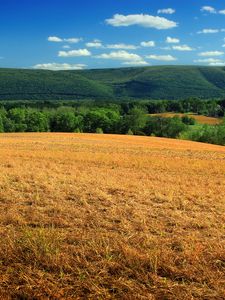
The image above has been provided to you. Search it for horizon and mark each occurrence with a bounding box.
[0,65,224,72]
[1,0,225,70]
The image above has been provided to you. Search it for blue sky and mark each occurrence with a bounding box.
[1,0,225,70]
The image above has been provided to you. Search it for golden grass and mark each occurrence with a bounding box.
[150,113,223,125]
[0,133,225,299]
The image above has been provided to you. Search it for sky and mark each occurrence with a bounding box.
[1,0,225,70]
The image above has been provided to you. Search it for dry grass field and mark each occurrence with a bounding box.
[0,133,224,299]
[150,113,222,125]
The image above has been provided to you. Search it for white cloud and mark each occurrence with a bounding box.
[106,14,177,29]
[48,36,82,43]
[198,51,224,57]
[160,46,171,50]
[86,41,103,48]
[62,45,71,49]
[201,6,216,14]
[140,41,155,47]
[106,43,138,49]
[96,50,143,62]
[48,36,63,42]
[146,54,177,61]
[194,58,225,65]
[166,36,180,44]
[157,8,175,15]
[194,58,223,63]
[33,63,87,71]
[122,60,149,66]
[172,45,195,51]
[197,29,219,34]
[200,6,225,15]
[209,62,225,66]
[58,49,91,57]
[65,38,82,43]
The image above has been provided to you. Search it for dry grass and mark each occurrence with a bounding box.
[0,133,224,299]
[150,113,223,125]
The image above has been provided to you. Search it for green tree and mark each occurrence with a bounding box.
[8,108,27,132]
[144,116,187,138]
[50,109,79,132]
[122,107,147,134]
[25,110,49,132]
[0,115,4,132]
[83,109,120,133]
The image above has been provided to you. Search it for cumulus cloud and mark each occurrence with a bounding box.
[106,43,138,49]
[198,51,224,57]
[194,58,225,65]
[65,38,82,43]
[58,49,91,57]
[172,45,195,51]
[86,41,103,48]
[200,6,225,15]
[166,36,180,44]
[157,8,175,15]
[96,50,143,62]
[33,63,87,71]
[197,29,219,34]
[48,36,63,42]
[194,58,222,63]
[62,45,71,49]
[140,41,155,47]
[146,54,177,61]
[48,36,82,43]
[122,60,149,66]
[106,14,177,29]
[201,6,216,14]
[208,62,225,66]
[160,46,171,50]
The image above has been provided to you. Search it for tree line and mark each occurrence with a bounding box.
[0,97,224,117]
[0,105,224,145]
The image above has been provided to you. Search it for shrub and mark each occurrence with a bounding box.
[96,128,103,134]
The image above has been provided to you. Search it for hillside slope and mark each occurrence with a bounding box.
[0,133,225,299]
[1,66,225,100]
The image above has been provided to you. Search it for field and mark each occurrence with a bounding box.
[150,113,222,125]
[0,133,224,299]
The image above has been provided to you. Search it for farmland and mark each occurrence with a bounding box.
[0,133,225,299]
[150,113,222,125]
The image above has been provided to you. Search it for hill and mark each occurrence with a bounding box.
[0,133,224,299]
[1,66,225,100]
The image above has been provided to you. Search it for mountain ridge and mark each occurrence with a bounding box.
[1,65,225,100]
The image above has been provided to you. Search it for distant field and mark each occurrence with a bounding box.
[150,112,223,125]
[0,133,224,299]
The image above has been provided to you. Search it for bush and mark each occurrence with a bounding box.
[127,129,133,135]
[96,128,103,134]
[181,115,196,125]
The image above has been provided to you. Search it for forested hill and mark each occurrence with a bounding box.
[1,66,225,100]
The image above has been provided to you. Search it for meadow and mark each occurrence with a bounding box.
[0,133,224,299]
